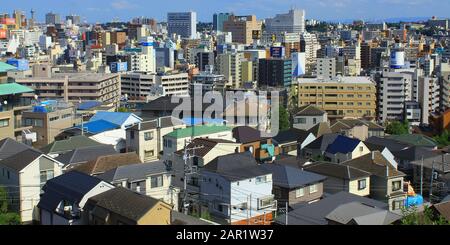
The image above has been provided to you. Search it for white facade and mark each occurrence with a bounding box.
[265,9,306,35]
[418,76,440,124]
[317,58,336,79]
[216,52,243,88]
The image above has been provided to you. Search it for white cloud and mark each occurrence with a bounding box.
[111,0,137,10]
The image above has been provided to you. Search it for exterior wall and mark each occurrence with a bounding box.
[350,142,371,159]
[293,114,326,130]
[286,182,323,206]
[370,175,388,201]
[19,156,62,223]
[0,110,15,139]
[137,203,172,225]
[145,173,178,210]
[348,177,371,196]
[89,129,125,152]
[347,125,369,141]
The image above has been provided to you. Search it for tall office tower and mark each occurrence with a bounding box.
[213,13,232,32]
[45,12,61,25]
[265,9,305,37]
[167,12,197,39]
[317,58,336,79]
[258,58,292,88]
[418,76,440,124]
[223,15,262,45]
[66,15,81,25]
[281,32,301,58]
[13,10,26,29]
[29,9,35,28]
[195,51,215,71]
[375,70,413,122]
[439,62,450,111]
[216,52,244,88]
[300,32,320,75]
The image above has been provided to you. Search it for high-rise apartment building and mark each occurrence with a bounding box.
[213,13,232,32]
[223,15,262,45]
[216,52,244,88]
[298,76,377,120]
[167,12,197,39]
[66,15,81,25]
[195,51,215,71]
[439,62,450,111]
[45,12,61,25]
[258,58,292,88]
[418,76,440,124]
[265,9,305,36]
[317,58,336,79]
[300,32,320,75]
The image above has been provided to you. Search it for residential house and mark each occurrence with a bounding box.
[302,133,340,160]
[304,162,371,197]
[38,171,115,225]
[85,187,173,225]
[391,146,438,174]
[98,161,179,210]
[275,191,389,225]
[232,126,279,163]
[365,136,412,153]
[71,152,142,176]
[126,116,186,162]
[260,164,326,207]
[54,145,119,170]
[0,148,63,223]
[364,142,399,170]
[171,210,215,225]
[430,200,450,222]
[307,122,332,138]
[386,134,438,150]
[410,153,450,200]
[0,137,33,160]
[293,104,328,131]
[325,202,402,225]
[200,152,276,225]
[324,135,370,163]
[342,151,407,211]
[163,125,234,160]
[89,111,143,129]
[41,135,104,158]
[330,119,384,141]
[272,128,316,156]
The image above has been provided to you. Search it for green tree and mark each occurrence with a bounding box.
[385,120,409,135]
[433,130,450,148]
[279,106,290,131]
[400,206,449,225]
[117,107,129,112]
[0,187,21,225]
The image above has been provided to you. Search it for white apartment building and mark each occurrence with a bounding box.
[167,12,197,39]
[265,9,306,36]
[440,62,450,111]
[300,32,320,75]
[127,37,156,73]
[317,58,336,79]
[418,76,440,124]
[216,52,243,88]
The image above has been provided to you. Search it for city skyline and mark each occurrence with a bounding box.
[1,0,450,23]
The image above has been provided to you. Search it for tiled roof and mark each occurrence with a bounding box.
[41,135,103,154]
[0,148,44,171]
[0,62,17,72]
[166,125,232,139]
[295,104,326,116]
[89,111,142,127]
[308,122,332,137]
[0,83,33,96]
[386,134,437,148]
[342,151,406,178]
[304,162,371,180]
[325,135,361,154]
[260,164,326,189]
[232,126,261,143]
[75,120,120,134]
[99,161,169,183]
[55,145,118,165]
[0,138,34,160]
[273,128,311,145]
[71,152,142,175]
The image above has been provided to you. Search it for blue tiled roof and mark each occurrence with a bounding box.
[77,101,102,110]
[89,111,140,127]
[76,120,119,134]
[326,135,361,154]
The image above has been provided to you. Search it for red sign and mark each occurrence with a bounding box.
[0,18,16,25]
[0,29,7,39]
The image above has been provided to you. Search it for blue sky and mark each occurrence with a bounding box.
[2,0,449,23]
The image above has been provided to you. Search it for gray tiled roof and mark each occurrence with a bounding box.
[0,138,34,160]
[0,148,43,171]
[273,128,311,145]
[99,161,169,183]
[304,162,371,180]
[295,104,326,116]
[55,145,118,165]
[275,191,388,225]
[260,164,326,189]
[304,133,340,152]
[232,126,261,144]
[325,202,402,225]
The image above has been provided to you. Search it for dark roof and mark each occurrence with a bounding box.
[342,151,406,178]
[38,171,105,211]
[274,156,311,169]
[71,152,142,175]
[99,161,169,183]
[304,133,340,152]
[307,122,332,138]
[432,201,450,221]
[0,148,44,171]
[365,136,412,152]
[410,154,450,173]
[55,145,118,166]
[260,164,326,189]
[325,135,361,154]
[386,134,437,148]
[392,146,439,162]
[295,104,326,116]
[41,135,103,154]
[232,126,261,144]
[273,128,311,145]
[304,162,371,180]
[128,116,184,131]
[0,138,34,160]
[331,119,384,132]
[88,187,166,222]
[275,191,388,225]
[325,202,402,225]
[171,211,213,225]
[204,152,271,181]
[141,96,214,112]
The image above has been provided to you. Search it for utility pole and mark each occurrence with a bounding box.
[420,156,424,196]
[247,196,250,225]
[182,139,203,215]
[285,202,288,225]
[429,160,435,203]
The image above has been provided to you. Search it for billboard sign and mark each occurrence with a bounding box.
[270,46,285,58]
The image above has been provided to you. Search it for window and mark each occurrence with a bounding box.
[258,196,274,210]
[130,130,135,140]
[392,200,404,210]
[144,150,154,158]
[295,117,306,124]
[392,181,402,192]
[34,119,43,127]
[164,139,173,148]
[295,188,304,198]
[358,179,366,190]
[309,184,318,193]
[150,175,164,188]
[0,119,9,128]
[313,118,317,124]
[144,131,153,141]
[255,176,267,184]
[40,170,54,187]
[359,146,364,152]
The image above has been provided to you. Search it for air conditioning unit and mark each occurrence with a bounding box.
[22,129,37,144]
